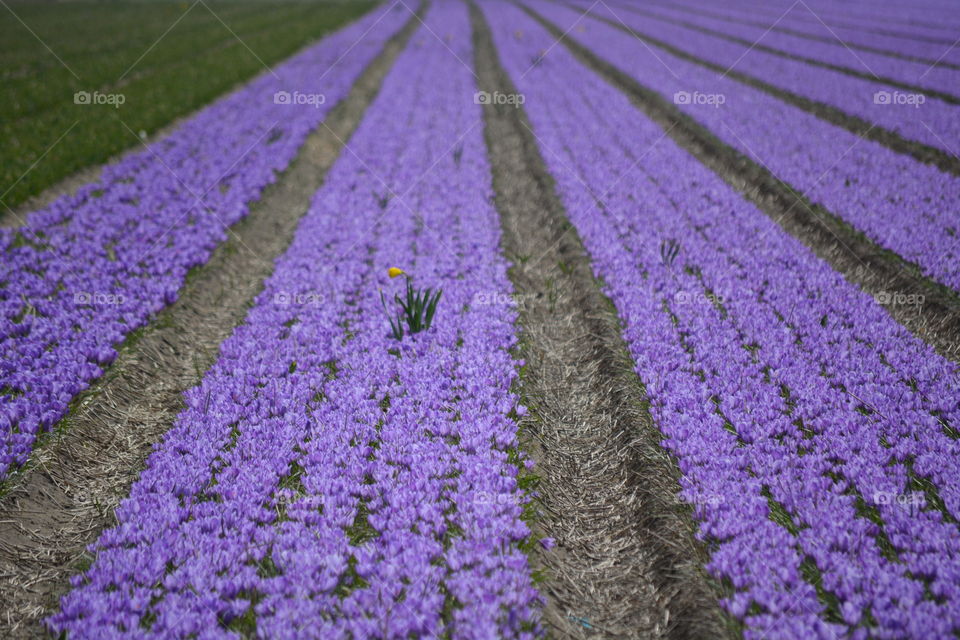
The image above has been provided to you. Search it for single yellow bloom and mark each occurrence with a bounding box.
[388,267,405,279]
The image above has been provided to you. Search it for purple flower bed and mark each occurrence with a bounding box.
[529,0,960,293]
[561,0,960,152]
[762,0,960,35]
[49,3,541,637]
[652,0,960,56]
[618,0,960,98]
[791,0,960,31]
[486,2,960,636]
[790,1,960,34]
[0,4,411,481]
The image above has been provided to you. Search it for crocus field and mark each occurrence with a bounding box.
[2,0,959,638]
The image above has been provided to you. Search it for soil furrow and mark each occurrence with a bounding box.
[470,4,731,638]
[0,5,424,636]
[553,0,960,176]
[522,2,960,365]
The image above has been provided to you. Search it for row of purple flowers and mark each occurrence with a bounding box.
[535,1,960,294]
[0,3,412,480]
[487,3,960,636]
[50,2,541,637]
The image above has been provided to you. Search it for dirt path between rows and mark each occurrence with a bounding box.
[470,4,731,638]
[524,3,960,365]
[0,6,423,636]
[554,0,960,176]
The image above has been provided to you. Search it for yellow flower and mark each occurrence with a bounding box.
[388,267,405,279]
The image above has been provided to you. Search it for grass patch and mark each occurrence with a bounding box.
[0,0,375,210]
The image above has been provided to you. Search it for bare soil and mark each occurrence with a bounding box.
[472,4,732,638]
[0,8,423,637]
